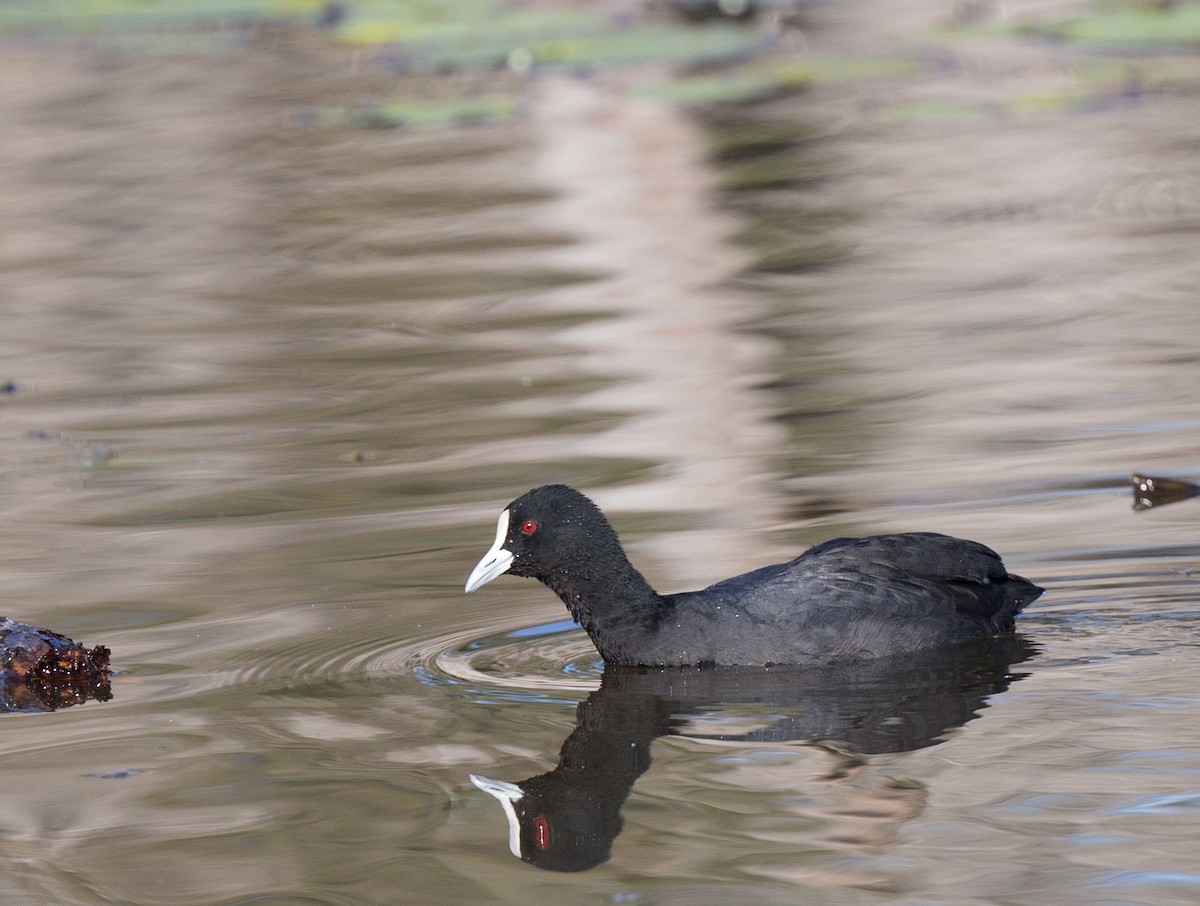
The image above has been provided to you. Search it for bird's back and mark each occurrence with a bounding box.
[659,532,1042,666]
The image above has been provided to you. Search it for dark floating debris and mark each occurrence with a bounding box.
[1131,472,1200,511]
[0,617,112,712]
[89,768,143,780]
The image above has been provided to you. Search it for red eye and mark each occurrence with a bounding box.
[521,520,538,535]
[533,815,550,850]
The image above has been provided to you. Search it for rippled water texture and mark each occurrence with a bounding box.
[3,2,1200,904]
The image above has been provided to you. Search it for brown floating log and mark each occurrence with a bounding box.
[0,617,112,712]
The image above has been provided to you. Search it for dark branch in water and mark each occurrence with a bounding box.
[1131,473,1200,511]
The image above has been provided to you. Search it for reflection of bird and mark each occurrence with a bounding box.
[471,639,1035,871]
[471,677,672,872]
[466,485,1042,667]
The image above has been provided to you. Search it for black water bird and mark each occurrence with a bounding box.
[465,485,1042,667]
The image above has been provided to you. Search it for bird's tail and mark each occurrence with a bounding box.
[988,575,1044,633]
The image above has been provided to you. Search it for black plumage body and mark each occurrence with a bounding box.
[466,485,1042,668]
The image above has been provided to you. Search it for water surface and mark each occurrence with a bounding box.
[3,3,1200,904]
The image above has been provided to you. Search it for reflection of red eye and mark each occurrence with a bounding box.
[521,520,538,535]
[534,815,550,850]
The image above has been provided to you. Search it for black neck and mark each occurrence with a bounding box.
[542,555,665,661]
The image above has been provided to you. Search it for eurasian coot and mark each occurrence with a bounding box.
[464,484,1042,667]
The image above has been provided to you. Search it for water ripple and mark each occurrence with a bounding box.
[424,619,603,694]
[205,614,602,703]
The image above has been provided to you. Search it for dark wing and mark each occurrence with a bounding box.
[684,533,1042,660]
[805,532,1005,583]
[800,533,1042,628]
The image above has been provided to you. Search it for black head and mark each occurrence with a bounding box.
[465,486,664,658]
[465,485,620,593]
